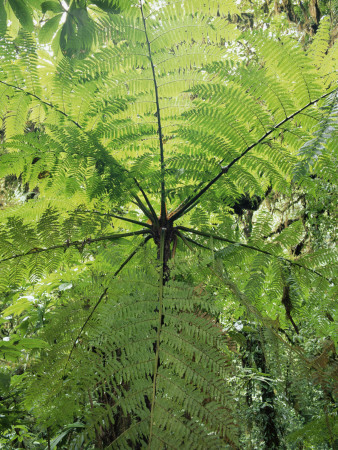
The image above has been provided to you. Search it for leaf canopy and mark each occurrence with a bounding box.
[0,1,337,448]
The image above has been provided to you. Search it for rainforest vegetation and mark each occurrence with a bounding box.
[0,0,337,448]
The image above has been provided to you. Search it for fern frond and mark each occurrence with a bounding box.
[294,90,338,182]
[308,16,331,70]
[1,1,336,447]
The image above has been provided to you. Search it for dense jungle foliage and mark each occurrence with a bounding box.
[0,0,337,448]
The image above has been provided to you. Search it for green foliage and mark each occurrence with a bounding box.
[8,0,34,32]
[0,2,337,449]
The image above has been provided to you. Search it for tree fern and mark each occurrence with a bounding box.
[0,1,337,448]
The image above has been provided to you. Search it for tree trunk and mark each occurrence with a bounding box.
[252,333,283,450]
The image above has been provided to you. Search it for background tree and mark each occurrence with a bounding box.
[0,0,337,448]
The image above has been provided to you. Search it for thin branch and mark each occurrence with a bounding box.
[178,225,274,254]
[0,80,82,129]
[64,287,108,373]
[169,89,338,222]
[176,230,211,251]
[64,235,152,372]
[108,418,150,448]
[181,234,211,250]
[0,81,129,182]
[177,226,330,280]
[167,180,205,219]
[168,168,224,223]
[132,194,155,222]
[140,1,166,224]
[149,228,166,448]
[0,230,151,264]
[116,235,152,274]
[82,209,152,229]
[176,230,194,251]
[133,178,159,226]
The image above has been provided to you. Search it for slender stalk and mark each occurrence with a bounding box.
[178,225,277,253]
[0,81,128,180]
[176,230,195,251]
[116,235,153,275]
[0,80,82,129]
[223,90,337,172]
[140,2,166,224]
[149,228,166,447]
[83,209,152,229]
[64,287,108,373]
[0,230,150,264]
[132,194,155,222]
[169,171,224,222]
[64,235,152,372]
[134,178,159,226]
[169,89,338,222]
[167,180,205,219]
[177,226,330,280]
[180,234,210,250]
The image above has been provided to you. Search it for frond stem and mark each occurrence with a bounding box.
[134,178,159,226]
[169,88,338,222]
[64,235,152,371]
[82,209,152,229]
[0,80,82,129]
[179,233,210,250]
[0,230,151,264]
[140,1,166,224]
[177,226,330,280]
[176,230,194,251]
[0,81,129,180]
[149,228,166,447]
[64,287,108,373]
[132,195,155,222]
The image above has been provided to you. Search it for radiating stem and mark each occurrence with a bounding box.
[0,80,82,129]
[0,81,129,180]
[179,233,210,250]
[133,194,155,222]
[177,226,329,280]
[134,178,159,226]
[64,235,152,372]
[140,2,166,224]
[0,230,151,264]
[84,209,152,228]
[149,228,166,447]
[169,89,338,222]
[176,230,194,251]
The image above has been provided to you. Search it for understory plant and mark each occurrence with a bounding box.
[0,0,337,448]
